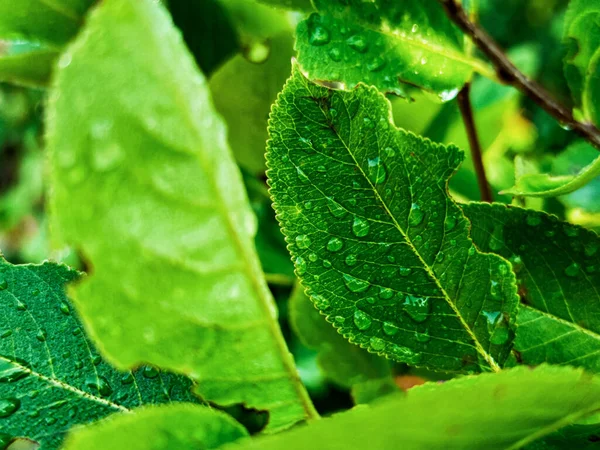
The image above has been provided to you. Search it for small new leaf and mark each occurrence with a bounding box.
[267,67,519,374]
[0,258,200,449]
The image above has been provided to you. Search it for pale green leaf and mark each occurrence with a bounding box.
[0,0,94,86]
[0,258,200,449]
[209,31,295,174]
[267,67,519,373]
[501,140,600,198]
[47,0,316,432]
[289,283,392,390]
[223,365,600,450]
[295,0,493,98]
[63,404,248,450]
[563,0,600,120]
[463,202,600,373]
[584,47,600,127]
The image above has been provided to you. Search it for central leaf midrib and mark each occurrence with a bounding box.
[305,79,499,372]
[0,354,128,412]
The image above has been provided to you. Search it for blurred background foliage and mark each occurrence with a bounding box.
[1,0,597,416]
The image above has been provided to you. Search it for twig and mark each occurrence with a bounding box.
[439,0,600,151]
[457,83,493,202]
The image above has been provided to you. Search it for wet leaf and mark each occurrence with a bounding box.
[267,67,519,374]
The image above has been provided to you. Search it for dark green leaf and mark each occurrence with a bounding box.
[463,202,600,373]
[267,67,518,373]
[223,366,600,450]
[63,404,248,450]
[0,259,200,449]
[47,0,316,432]
[295,0,493,98]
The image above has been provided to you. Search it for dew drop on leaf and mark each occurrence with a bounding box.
[295,256,307,275]
[409,203,424,226]
[345,254,358,266]
[353,309,372,330]
[0,279,7,291]
[526,214,541,227]
[585,242,599,257]
[402,295,430,323]
[328,47,342,62]
[367,157,387,184]
[35,330,47,342]
[445,215,457,231]
[59,302,70,315]
[399,267,412,277]
[327,237,344,252]
[327,197,347,218]
[343,274,370,293]
[346,34,368,53]
[382,321,399,336]
[0,360,29,383]
[379,287,394,299]
[369,336,386,351]
[296,235,312,249]
[367,57,386,72]
[352,216,370,237]
[565,262,581,277]
[142,366,160,379]
[0,398,20,418]
[415,330,431,342]
[296,167,310,183]
[121,373,135,385]
[85,375,113,397]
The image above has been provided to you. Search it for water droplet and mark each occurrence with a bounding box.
[85,376,113,397]
[367,157,387,184]
[526,214,541,227]
[445,215,457,231]
[369,336,386,351]
[415,330,430,342]
[564,225,579,237]
[328,47,342,62]
[308,253,318,262]
[323,259,332,268]
[121,373,135,385]
[45,417,57,425]
[402,295,430,322]
[439,88,459,102]
[0,360,28,383]
[367,57,386,72]
[143,366,159,379]
[327,237,344,252]
[565,262,580,277]
[346,34,368,53]
[345,254,358,266]
[379,287,394,299]
[243,39,270,63]
[382,321,399,336]
[585,242,599,257]
[296,167,310,183]
[296,235,311,249]
[411,24,419,33]
[343,274,370,293]
[308,25,330,46]
[352,217,370,237]
[0,279,7,291]
[468,246,476,256]
[327,197,347,218]
[35,330,47,342]
[32,289,39,296]
[313,295,330,310]
[92,143,124,172]
[409,203,424,226]
[399,267,412,277]
[59,302,70,315]
[0,398,20,418]
[295,256,307,275]
[353,309,372,330]
[388,344,421,364]
[75,361,83,369]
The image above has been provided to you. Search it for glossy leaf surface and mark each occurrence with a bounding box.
[0,259,199,449]
[224,366,600,450]
[295,0,491,98]
[47,0,315,432]
[267,67,518,373]
[464,202,600,373]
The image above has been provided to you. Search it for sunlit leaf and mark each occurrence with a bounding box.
[267,66,518,373]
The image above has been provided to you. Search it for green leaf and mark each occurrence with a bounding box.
[0,258,200,449]
[63,404,248,450]
[584,47,600,127]
[47,0,316,432]
[289,283,392,389]
[267,67,519,373]
[223,365,600,450]
[209,31,295,174]
[501,140,600,198]
[0,0,94,86]
[563,0,600,120]
[463,202,600,373]
[295,0,493,98]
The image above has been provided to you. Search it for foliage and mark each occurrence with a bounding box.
[0,0,600,448]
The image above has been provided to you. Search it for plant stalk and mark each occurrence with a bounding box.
[440,0,600,151]
[457,83,493,202]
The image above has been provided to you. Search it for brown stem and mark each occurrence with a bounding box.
[439,0,600,151]
[457,83,493,202]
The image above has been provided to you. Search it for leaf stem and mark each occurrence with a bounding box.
[457,83,493,202]
[440,0,600,151]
